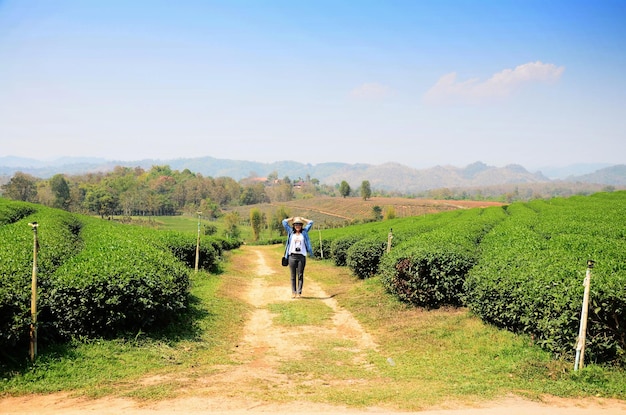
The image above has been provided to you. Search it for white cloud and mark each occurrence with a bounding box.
[350,82,392,100]
[423,61,565,104]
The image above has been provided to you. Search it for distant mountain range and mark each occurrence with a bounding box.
[1,156,624,193]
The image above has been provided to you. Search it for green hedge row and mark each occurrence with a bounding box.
[330,234,364,266]
[0,203,84,350]
[317,193,625,364]
[379,207,507,308]
[0,199,241,358]
[158,231,242,273]
[464,193,626,364]
[312,209,467,262]
[0,201,36,225]
[44,218,191,339]
[346,238,388,279]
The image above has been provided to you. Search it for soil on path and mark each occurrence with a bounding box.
[2,246,625,415]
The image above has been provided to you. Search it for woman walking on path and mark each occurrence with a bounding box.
[282,216,314,298]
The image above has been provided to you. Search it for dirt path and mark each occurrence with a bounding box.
[2,246,625,415]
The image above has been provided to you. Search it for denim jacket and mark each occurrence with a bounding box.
[282,219,314,259]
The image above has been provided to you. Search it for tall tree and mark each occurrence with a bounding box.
[50,174,71,209]
[360,180,372,201]
[83,185,119,218]
[199,198,221,219]
[239,183,268,205]
[1,172,38,202]
[249,208,264,241]
[223,211,241,239]
[35,182,55,206]
[271,206,290,236]
[339,181,351,198]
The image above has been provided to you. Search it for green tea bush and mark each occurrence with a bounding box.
[310,234,333,260]
[0,201,84,351]
[311,213,461,262]
[159,231,219,272]
[380,206,507,308]
[330,234,363,266]
[0,200,36,225]
[44,218,190,339]
[163,232,242,272]
[346,238,387,279]
[0,198,244,362]
[216,237,244,252]
[380,237,477,308]
[254,236,283,246]
[465,192,626,365]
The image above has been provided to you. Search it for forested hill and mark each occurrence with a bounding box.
[1,156,625,193]
[568,164,626,185]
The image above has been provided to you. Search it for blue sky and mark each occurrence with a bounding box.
[1,0,625,170]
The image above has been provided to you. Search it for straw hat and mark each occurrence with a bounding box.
[289,216,308,226]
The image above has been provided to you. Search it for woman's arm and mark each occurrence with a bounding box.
[303,219,314,232]
[282,218,292,233]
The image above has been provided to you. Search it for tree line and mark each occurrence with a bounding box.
[0,166,374,218]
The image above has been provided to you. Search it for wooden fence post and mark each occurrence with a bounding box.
[318,229,323,259]
[387,228,393,253]
[574,260,594,371]
[195,212,202,273]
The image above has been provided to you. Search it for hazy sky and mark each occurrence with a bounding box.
[1,0,625,170]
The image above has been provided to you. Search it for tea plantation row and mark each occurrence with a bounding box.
[0,199,241,359]
[312,191,626,366]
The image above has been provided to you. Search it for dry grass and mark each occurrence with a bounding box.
[228,196,504,228]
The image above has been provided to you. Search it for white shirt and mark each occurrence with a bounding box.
[289,233,307,256]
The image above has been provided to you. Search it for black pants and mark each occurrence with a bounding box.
[288,254,306,294]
